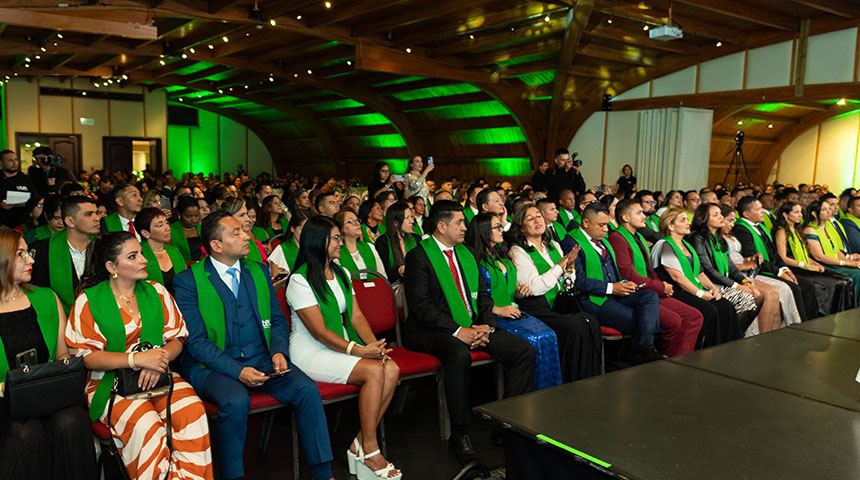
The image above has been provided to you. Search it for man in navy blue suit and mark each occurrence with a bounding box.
[174,211,334,480]
[570,202,665,363]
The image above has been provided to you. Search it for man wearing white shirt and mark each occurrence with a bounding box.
[101,183,143,241]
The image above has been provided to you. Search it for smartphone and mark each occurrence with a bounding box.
[393,174,404,182]
[427,156,434,165]
[637,283,647,290]
[268,369,291,378]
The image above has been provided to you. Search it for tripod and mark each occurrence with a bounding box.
[722,132,751,187]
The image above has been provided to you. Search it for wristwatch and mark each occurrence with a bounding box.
[489,326,496,334]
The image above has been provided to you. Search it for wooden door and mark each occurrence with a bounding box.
[103,137,133,173]
[49,136,81,174]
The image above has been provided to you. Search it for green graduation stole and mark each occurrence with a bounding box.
[140,241,186,286]
[170,221,200,262]
[381,234,417,267]
[551,221,569,241]
[463,206,477,223]
[809,222,838,259]
[824,220,848,253]
[361,223,381,244]
[293,264,362,344]
[339,241,378,273]
[645,215,659,232]
[86,280,164,421]
[784,227,810,264]
[524,241,563,308]
[615,226,649,277]
[190,259,271,354]
[708,233,730,276]
[762,211,774,233]
[421,237,478,328]
[558,209,573,227]
[843,213,860,232]
[247,239,264,263]
[0,287,61,381]
[482,257,517,308]
[663,236,703,289]
[48,230,75,314]
[32,224,52,242]
[266,218,290,239]
[104,212,125,233]
[412,220,423,237]
[736,218,770,262]
[570,229,617,306]
[278,239,299,271]
[252,226,268,243]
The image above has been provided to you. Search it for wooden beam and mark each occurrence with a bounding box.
[355,43,498,84]
[672,0,797,31]
[353,0,479,37]
[399,92,489,111]
[0,65,113,77]
[610,83,860,110]
[306,0,405,28]
[577,43,657,67]
[462,37,562,67]
[0,8,157,39]
[585,21,699,56]
[414,115,519,134]
[548,1,592,159]
[732,112,800,124]
[596,0,744,43]
[795,18,810,97]
[429,23,565,57]
[208,0,244,14]
[151,59,196,78]
[183,65,232,83]
[787,0,860,18]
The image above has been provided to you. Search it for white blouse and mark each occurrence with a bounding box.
[508,240,574,296]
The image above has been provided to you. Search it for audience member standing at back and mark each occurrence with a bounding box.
[101,183,143,241]
[0,150,36,228]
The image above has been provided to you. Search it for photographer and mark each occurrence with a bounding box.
[547,148,586,201]
[0,150,36,227]
[27,147,75,197]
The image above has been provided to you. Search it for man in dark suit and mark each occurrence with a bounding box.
[732,195,813,321]
[174,211,334,480]
[404,200,535,464]
[31,196,100,313]
[571,202,665,363]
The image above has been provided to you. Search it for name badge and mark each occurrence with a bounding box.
[470,292,478,300]
[261,319,271,329]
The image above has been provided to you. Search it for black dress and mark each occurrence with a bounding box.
[0,306,97,480]
[161,266,176,296]
[616,175,636,195]
[187,236,204,261]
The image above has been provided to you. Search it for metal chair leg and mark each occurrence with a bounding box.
[291,409,301,480]
[494,363,504,400]
[379,416,388,458]
[437,372,450,440]
[601,339,606,375]
[258,410,276,451]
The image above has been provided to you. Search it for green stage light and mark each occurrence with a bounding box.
[482,157,532,176]
[354,134,407,148]
[326,113,392,126]
[391,83,481,102]
[405,100,511,117]
[371,75,426,88]
[452,127,526,145]
[754,103,794,112]
[510,70,555,87]
[306,98,365,111]
[173,61,216,76]
[497,51,556,67]
[377,158,409,172]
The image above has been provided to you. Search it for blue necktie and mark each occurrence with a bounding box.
[227,267,239,298]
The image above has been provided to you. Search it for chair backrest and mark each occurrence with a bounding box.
[276,285,291,330]
[350,269,400,343]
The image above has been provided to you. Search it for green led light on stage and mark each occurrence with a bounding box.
[173,61,216,76]
[754,103,795,112]
[370,75,426,88]
[510,70,555,87]
[306,98,365,111]
[536,434,611,468]
[527,96,552,101]
[481,157,532,177]
[353,134,407,148]
[376,158,409,172]
[310,41,341,51]
[406,100,511,117]
[497,51,556,67]
[165,86,186,92]
[327,113,392,126]
[325,71,355,79]
[391,83,481,102]
[203,70,236,82]
[829,108,860,121]
[453,127,526,145]
[317,56,353,68]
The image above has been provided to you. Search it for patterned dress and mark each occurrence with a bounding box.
[65,281,213,480]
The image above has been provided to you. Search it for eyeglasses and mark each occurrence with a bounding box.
[643,200,657,205]
[328,234,344,244]
[17,250,35,260]
[344,219,359,225]
[35,205,43,209]
[490,224,505,231]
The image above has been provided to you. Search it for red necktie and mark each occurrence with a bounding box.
[594,240,607,260]
[443,250,469,310]
[128,220,136,236]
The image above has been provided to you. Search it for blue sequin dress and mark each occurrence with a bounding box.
[480,265,562,390]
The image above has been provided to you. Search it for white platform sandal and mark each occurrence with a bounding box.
[346,437,362,476]
[356,449,402,480]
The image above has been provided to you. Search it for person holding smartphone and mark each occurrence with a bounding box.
[507,204,601,382]
[404,155,434,201]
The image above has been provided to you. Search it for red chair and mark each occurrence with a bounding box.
[600,325,631,375]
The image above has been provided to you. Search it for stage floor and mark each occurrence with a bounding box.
[476,312,860,480]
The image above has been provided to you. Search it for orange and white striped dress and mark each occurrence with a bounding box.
[65,281,213,480]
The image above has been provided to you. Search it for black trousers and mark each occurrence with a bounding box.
[671,289,742,348]
[517,296,601,382]
[0,405,97,480]
[791,267,852,317]
[407,327,535,427]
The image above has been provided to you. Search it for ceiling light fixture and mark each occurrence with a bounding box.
[768,123,773,129]
[222,36,229,43]
[405,47,412,53]
[297,15,302,20]
[57,33,63,39]
[544,15,550,23]
[716,41,722,47]
[189,47,196,53]
[838,98,847,105]
[643,24,649,31]
[270,19,277,26]
[208,44,214,49]
[324,1,332,8]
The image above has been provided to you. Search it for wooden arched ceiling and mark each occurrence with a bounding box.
[0,0,859,179]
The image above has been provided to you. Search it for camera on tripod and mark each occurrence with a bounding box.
[735,131,745,147]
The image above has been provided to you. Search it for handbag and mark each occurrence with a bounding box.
[112,342,171,397]
[5,356,86,420]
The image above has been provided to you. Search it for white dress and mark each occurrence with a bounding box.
[286,273,361,384]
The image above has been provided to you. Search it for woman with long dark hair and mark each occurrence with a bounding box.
[367,161,395,202]
[656,190,682,217]
[286,188,311,221]
[374,202,420,283]
[269,209,312,276]
[287,216,402,480]
[689,203,780,334]
[358,200,385,244]
[334,209,385,280]
[773,201,854,314]
[408,195,427,236]
[254,194,289,242]
[0,228,97,479]
[506,204,601,382]
[403,156,434,201]
[803,199,860,304]
[137,207,187,295]
[651,208,741,347]
[467,213,562,390]
[66,231,212,479]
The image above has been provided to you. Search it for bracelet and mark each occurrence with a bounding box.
[345,341,356,356]
[128,352,136,369]
[840,260,845,266]
[799,262,806,268]
[695,290,705,298]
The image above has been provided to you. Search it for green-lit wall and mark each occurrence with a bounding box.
[167,107,272,177]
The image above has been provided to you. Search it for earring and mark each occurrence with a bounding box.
[112,272,118,280]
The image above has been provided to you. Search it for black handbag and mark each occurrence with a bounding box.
[111,342,171,397]
[5,356,86,420]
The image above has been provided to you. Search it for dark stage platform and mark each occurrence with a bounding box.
[476,311,860,480]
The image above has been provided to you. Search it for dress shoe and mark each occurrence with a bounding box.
[632,344,667,364]
[449,433,479,464]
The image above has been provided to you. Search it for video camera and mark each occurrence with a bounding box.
[572,152,582,167]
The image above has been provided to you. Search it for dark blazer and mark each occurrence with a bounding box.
[30,236,81,291]
[174,257,289,386]
[570,237,621,298]
[688,232,747,288]
[374,232,421,283]
[404,242,496,341]
[732,221,786,275]
[607,230,666,296]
